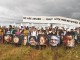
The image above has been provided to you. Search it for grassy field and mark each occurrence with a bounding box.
[0,44,80,60]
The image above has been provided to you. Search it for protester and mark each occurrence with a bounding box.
[38,34,48,49]
[63,34,75,48]
[0,24,79,49]
[0,26,3,43]
[49,35,60,47]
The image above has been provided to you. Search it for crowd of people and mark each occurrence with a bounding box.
[0,25,80,49]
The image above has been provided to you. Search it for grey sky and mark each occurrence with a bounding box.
[0,0,80,21]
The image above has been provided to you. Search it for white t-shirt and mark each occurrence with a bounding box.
[31,31,37,36]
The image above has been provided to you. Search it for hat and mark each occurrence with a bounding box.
[51,36,60,41]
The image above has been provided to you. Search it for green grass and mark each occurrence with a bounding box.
[0,44,80,60]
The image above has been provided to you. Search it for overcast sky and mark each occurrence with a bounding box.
[0,0,80,21]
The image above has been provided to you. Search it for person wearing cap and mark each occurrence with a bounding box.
[49,35,60,47]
